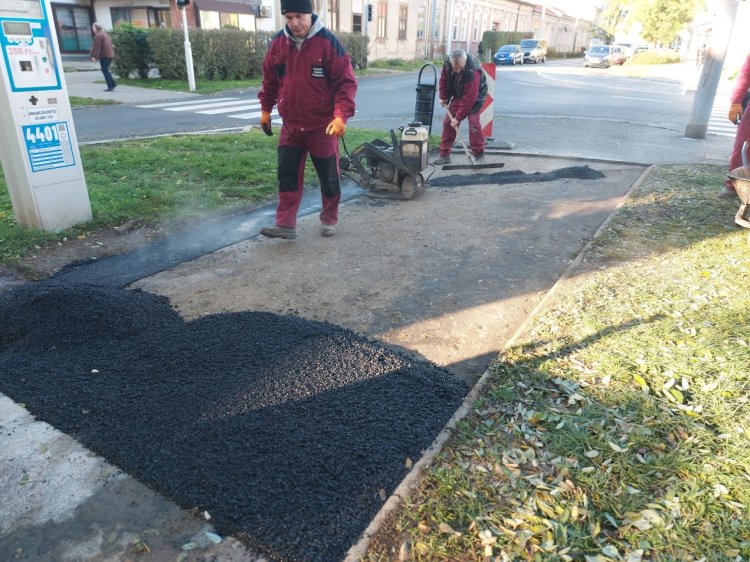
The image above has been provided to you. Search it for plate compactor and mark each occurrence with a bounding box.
[341,122,433,200]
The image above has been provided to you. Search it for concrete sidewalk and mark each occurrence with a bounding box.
[62,54,199,104]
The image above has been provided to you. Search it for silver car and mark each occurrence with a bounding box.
[584,45,612,68]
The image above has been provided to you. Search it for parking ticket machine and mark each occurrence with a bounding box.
[0,0,91,231]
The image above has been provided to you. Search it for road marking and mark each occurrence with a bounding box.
[136,98,239,108]
[513,81,544,87]
[162,99,257,111]
[612,95,669,103]
[197,103,261,115]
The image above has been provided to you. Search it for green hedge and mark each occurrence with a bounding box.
[481,31,533,57]
[627,50,681,65]
[109,26,364,81]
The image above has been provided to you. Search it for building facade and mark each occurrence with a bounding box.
[49,0,590,60]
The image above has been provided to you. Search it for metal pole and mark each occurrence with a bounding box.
[181,6,196,92]
[684,0,738,139]
[429,0,438,59]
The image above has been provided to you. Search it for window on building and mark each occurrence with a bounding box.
[460,15,467,40]
[416,7,425,39]
[220,12,239,28]
[472,18,478,41]
[433,7,439,38]
[451,17,457,41]
[329,0,339,31]
[111,7,169,28]
[353,13,362,34]
[398,4,407,40]
[377,2,386,39]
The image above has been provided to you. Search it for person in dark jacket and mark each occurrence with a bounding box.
[89,23,116,92]
[432,49,487,165]
[258,0,357,239]
[722,53,750,198]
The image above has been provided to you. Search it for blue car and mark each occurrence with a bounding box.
[494,44,524,66]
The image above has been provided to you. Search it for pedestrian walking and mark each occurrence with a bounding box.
[257,0,357,239]
[90,23,116,92]
[721,53,750,198]
[431,49,487,166]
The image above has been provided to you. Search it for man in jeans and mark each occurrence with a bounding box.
[257,0,357,239]
[89,23,116,92]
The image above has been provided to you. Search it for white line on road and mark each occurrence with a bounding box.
[136,98,238,108]
[197,103,261,115]
[163,99,258,111]
[513,81,545,87]
[612,95,670,103]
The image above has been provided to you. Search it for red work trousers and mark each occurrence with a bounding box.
[438,102,485,157]
[725,112,750,191]
[275,124,340,228]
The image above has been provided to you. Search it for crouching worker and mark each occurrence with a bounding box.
[258,0,357,239]
[432,49,487,166]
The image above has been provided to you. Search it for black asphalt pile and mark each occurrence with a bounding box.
[430,165,606,187]
[0,281,467,562]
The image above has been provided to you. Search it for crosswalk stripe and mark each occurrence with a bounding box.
[197,104,262,115]
[163,99,258,111]
[136,97,238,108]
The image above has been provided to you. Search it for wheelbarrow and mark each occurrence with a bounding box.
[727,141,750,229]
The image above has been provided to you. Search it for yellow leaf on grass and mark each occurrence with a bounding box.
[632,374,649,391]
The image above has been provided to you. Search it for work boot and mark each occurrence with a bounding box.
[473,153,485,163]
[260,225,296,239]
[432,155,451,165]
[718,187,737,199]
[321,223,337,237]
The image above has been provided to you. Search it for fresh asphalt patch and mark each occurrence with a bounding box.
[0,281,467,561]
[429,165,606,188]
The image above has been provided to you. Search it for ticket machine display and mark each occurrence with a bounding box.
[0,0,91,231]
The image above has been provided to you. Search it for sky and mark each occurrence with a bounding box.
[548,0,599,21]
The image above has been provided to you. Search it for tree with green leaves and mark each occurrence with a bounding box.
[630,0,703,46]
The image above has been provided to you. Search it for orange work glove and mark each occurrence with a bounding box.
[260,111,273,136]
[325,117,346,137]
[729,103,742,124]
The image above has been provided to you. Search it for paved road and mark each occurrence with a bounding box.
[66,59,734,164]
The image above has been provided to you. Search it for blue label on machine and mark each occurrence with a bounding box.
[22,121,76,172]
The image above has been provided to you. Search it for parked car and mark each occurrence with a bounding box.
[584,45,612,68]
[519,38,547,63]
[495,44,524,66]
[609,45,627,65]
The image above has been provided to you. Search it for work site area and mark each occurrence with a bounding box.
[2,22,750,562]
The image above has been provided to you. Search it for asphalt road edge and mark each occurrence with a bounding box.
[342,163,655,562]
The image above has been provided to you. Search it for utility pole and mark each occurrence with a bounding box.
[179,3,195,92]
[684,0,738,139]
[429,0,438,59]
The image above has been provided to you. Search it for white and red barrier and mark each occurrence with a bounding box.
[480,62,495,138]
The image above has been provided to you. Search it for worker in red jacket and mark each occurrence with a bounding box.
[432,49,487,166]
[258,0,357,239]
[722,53,750,198]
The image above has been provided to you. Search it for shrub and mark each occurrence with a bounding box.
[111,25,152,79]
[628,50,681,65]
[338,32,368,69]
[148,28,186,80]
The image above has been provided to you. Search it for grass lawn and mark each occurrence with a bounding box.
[367,164,750,561]
[0,128,412,268]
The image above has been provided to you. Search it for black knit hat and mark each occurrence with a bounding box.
[280,0,312,14]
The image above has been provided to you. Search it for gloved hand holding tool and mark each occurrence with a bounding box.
[326,116,347,137]
[260,111,273,136]
[444,98,476,166]
[729,103,743,125]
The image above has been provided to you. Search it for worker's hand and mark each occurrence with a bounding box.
[729,103,743,124]
[450,118,460,129]
[90,57,96,62]
[260,111,273,136]
[326,116,346,137]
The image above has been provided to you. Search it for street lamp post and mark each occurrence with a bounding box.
[180,5,196,92]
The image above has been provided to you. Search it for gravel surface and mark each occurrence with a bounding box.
[0,281,467,561]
